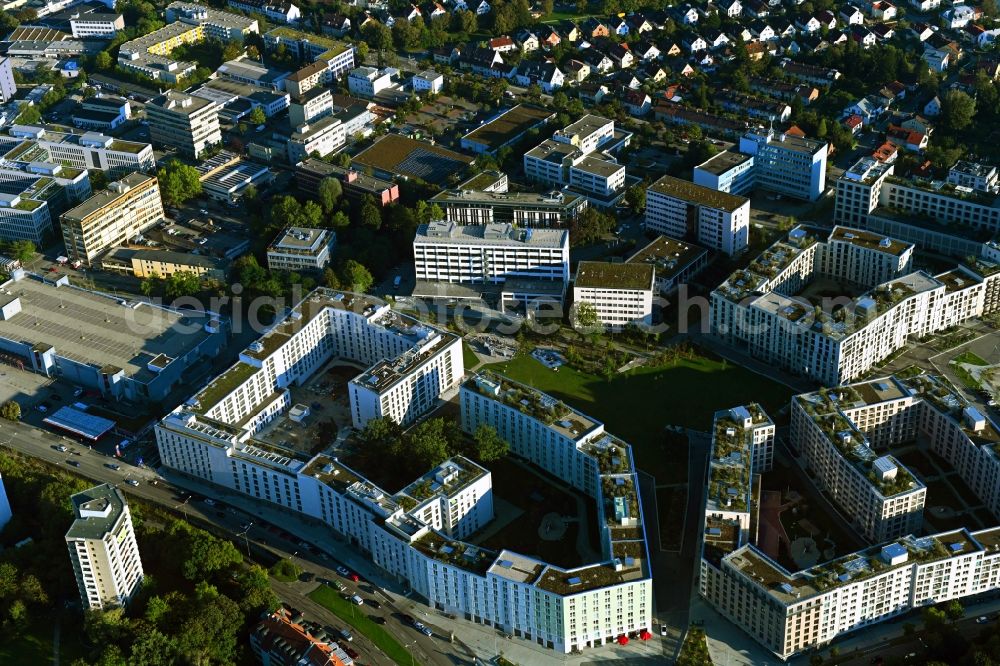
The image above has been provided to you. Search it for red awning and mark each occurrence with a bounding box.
[639,630,652,640]
[617,635,629,645]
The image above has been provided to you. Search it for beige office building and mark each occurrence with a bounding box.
[60,173,164,266]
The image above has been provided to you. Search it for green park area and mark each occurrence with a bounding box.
[486,345,792,482]
[309,584,420,666]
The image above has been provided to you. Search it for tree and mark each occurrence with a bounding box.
[945,599,965,621]
[317,177,343,214]
[408,418,451,469]
[94,51,113,70]
[7,240,35,263]
[0,400,20,422]
[984,0,998,18]
[156,160,202,207]
[362,22,393,52]
[339,259,373,293]
[573,301,599,330]
[237,565,279,615]
[360,417,404,458]
[322,267,340,290]
[471,424,509,463]
[940,89,976,132]
[359,197,383,230]
[164,271,200,299]
[451,9,477,33]
[129,629,180,666]
[269,558,300,582]
[175,595,240,665]
[247,106,267,126]
[16,105,41,125]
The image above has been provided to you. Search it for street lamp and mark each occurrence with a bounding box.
[403,640,417,666]
[237,522,254,558]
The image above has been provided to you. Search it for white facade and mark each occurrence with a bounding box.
[146,91,222,159]
[645,175,750,256]
[413,70,444,94]
[348,66,394,97]
[573,261,655,329]
[711,224,1000,386]
[413,220,569,284]
[287,116,345,163]
[266,226,336,272]
[0,58,13,105]
[738,128,828,202]
[65,484,144,611]
[701,373,1000,661]
[69,12,125,38]
[154,308,653,655]
[1,126,154,178]
[0,473,11,531]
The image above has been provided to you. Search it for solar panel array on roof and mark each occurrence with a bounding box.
[43,406,115,441]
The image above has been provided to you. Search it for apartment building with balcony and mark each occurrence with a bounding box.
[573,261,655,329]
[266,226,336,272]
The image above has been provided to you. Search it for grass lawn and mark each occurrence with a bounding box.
[463,341,480,370]
[485,347,792,481]
[953,351,989,366]
[309,584,420,666]
[0,616,89,664]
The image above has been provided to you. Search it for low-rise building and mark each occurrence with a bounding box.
[430,184,587,227]
[68,9,124,38]
[100,247,227,280]
[948,160,998,193]
[295,158,399,206]
[195,151,271,203]
[573,261,655,329]
[263,27,355,79]
[286,116,345,163]
[266,226,336,272]
[625,235,709,295]
[348,66,394,98]
[413,70,444,94]
[71,96,130,131]
[217,57,290,90]
[645,175,750,256]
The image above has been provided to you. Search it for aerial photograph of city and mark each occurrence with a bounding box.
[0,0,1000,663]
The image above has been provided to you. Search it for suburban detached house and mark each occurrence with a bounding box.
[321,13,351,36]
[839,5,864,24]
[660,41,683,57]
[489,36,517,53]
[639,62,667,83]
[537,25,561,48]
[608,17,629,36]
[514,29,539,52]
[899,115,934,135]
[909,0,940,12]
[719,0,742,17]
[704,28,730,49]
[745,0,769,18]
[632,40,661,61]
[460,47,504,76]
[843,113,863,134]
[421,1,447,20]
[565,59,591,82]
[816,9,838,29]
[471,0,491,14]
[850,25,877,48]
[795,14,822,33]
[627,14,654,33]
[673,4,700,24]
[887,125,928,152]
[844,95,884,123]
[749,20,775,41]
[923,95,942,116]
[872,141,898,163]
[578,81,609,104]
[607,43,635,68]
[581,17,610,38]
[966,25,1000,48]
[608,69,642,89]
[581,49,614,73]
[624,89,652,116]
[871,24,895,41]
[683,34,709,52]
[908,22,935,41]
[869,0,896,20]
[772,18,797,38]
[559,21,580,42]
[515,61,564,91]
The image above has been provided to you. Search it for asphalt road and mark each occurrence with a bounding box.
[0,419,452,666]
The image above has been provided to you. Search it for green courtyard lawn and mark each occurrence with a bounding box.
[463,341,480,370]
[0,618,88,664]
[486,346,793,482]
[309,584,420,666]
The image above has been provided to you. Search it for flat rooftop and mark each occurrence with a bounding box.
[648,175,748,212]
[626,235,707,281]
[67,484,128,540]
[556,114,612,141]
[352,134,472,184]
[525,139,581,164]
[62,173,154,222]
[269,226,332,252]
[430,187,584,209]
[830,226,911,258]
[573,155,623,178]
[535,558,645,595]
[0,276,215,382]
[487,550,546,584]
[415,221,567,248]
[575,261,654,291]
[697,150,753,176]
[461,104,554,150]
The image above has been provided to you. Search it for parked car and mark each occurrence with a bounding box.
[372,616,387,624]
[203,498,216,506]
[337,627,352,641]
[977,616,990,624]
[349,594,363,606]
[367,598,381,609]
[126,479,139,486]
[67,460,81,467]
[105,463,121,471]
[335,566,350,577]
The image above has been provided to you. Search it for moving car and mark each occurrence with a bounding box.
[67,460,81,467]
[105,463,121,471]
[126,479,139,486]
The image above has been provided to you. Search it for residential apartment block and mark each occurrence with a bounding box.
[0,57,14,104]
[948,161,998,193]
[701,375,1000,660]
[2,125,154,178]
[263,27,355,79]
[625,235,709,295]
[146,91,222,159]
[573,261,655,329]
[645,175,750,256]
[60,173,164,266]
[100,247,227,280]
[0,149,91,244]
[266,226,336,272]
[711,225,1000,386]
[347,66,393,98]
[835,157,1000,259]
[65,484,144,611]
[287,116,345,163]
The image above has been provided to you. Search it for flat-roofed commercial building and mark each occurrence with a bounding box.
[413,221,569,310]
[460,104,554,156]
[430,183,587,227]
[948,160,998,193]
[0,155,91,243]
[738,128,827,201]
[645,175,750,256]
[711,225,1000,386]
[72,96,131,131]
[573,261,655,329]
[195,151,271,203]
[146,91,222,159]
[68,10,124,38]
[266,226,336,272]
[263,27,355,79]
[60,173,164,266]
[692,150,755,196]
[287,115,344,163]
[700,374,1000,661]
[295,158,399,206]
[192,78,289,119]
[66,484,143,611]
[0,273,226,402]
[1,125,154,178]
[217,57,289,90]
[625,235,708,295]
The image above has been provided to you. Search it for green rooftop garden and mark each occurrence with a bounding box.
[194,362,259,412]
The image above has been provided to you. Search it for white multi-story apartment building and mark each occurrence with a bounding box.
[266,226,336,272]
[60,173,164,266]
[523,115,631,208]
[227,0,300,23]
[947,160,998,193]
[835,157,1000,259]
[413,70,444,94]
[286,116,345,163]
[69,10,125,38]
[0,57,14,104]
[288,88,333,126]
[701,374,1000,661]
[146,91,222,159]
[738,128,828,201]
[692,151,755,196]
[711,225,1000,386]
[348,66,394,98]
[413,220,569,285]
[573,261,655,329]
[430,182,588,228]
[263,27,356,79]
[645,175,750,256]
[65,484,144,611]
[155,305,653,655]
[1,126,154,178]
